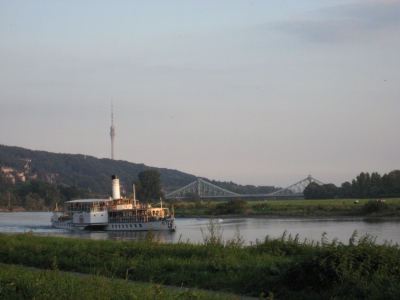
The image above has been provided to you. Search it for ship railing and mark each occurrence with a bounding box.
[108,216,150,223]
[66,207,108,213]
[108,216,170,223]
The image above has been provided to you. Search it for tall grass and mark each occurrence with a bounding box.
[0,222,400,299]
[0,264,238,300]
[276,231,400,299]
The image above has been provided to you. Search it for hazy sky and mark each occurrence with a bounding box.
[1,0,399,188]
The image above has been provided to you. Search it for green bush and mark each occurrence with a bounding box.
[212,200,247,215]
[279,232,400,299]
[362,200,389,214]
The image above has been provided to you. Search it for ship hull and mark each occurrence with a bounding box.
[51,219,176,231]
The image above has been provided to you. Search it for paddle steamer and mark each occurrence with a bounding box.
[51,175,176,231]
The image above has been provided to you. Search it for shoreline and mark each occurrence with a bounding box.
[175,214,400,220]
[1,210,399,220]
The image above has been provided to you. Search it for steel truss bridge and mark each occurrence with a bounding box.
[165,175,324,199]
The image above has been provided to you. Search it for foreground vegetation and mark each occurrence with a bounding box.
[173,198,400,218]
[0,264,238,300]
[1,222,400,299]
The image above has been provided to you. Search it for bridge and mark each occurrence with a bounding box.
[165,175,324,199]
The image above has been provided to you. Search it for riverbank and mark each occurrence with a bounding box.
[0,205,26,212]
[0,224,399,300]
[173,198,400,218]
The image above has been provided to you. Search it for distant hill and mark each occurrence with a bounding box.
[0,144,197,194]
[0,144,279,195]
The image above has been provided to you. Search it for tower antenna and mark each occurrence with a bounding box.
[110,99,115,160]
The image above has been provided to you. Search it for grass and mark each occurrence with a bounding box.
[1,219,400,299]
[172,198,400,217]
[0,264,240,300]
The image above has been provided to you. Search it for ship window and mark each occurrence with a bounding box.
[130,224,132,228]
[134,224,137,228]
[139,224,142,228]
[119,225,121,228]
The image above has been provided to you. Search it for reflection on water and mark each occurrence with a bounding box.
[1,212,400,245]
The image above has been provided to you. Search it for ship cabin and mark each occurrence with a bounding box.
[65,199,111,213]
[107,198,172,223]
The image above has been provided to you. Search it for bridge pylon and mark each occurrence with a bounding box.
[267,175,324,196]
[165,178,240,199]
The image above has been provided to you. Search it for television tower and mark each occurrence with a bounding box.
[110,100,115,160]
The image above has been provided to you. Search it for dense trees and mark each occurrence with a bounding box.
[184,192,201,202]
[134,170,164,202]
[213,199,247,214]
[0,174,13,194]
[0,179,97,211]
[0,174,14,208]
[0,144,197,194]
[303,182,338,199]
[0,169,164,211]
[209,179,279,195]
[304,170,400,199]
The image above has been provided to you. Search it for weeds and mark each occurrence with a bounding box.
[0,226,399,299]
[0,264,235,300]
[200,217,224,247]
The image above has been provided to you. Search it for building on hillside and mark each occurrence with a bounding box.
[15,172,25,182]
[2,166,27,183]
[1,167,14,173]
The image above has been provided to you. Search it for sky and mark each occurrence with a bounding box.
[1,0,399,188]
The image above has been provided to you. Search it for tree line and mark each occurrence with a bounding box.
[304,170,400,199]
[0,170,164,211]
[0,175,95,211]
[208,179,279,195]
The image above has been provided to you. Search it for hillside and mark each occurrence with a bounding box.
[0,144,279,196]
[0,144,196,194]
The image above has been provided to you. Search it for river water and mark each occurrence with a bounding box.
[1,212,399,245]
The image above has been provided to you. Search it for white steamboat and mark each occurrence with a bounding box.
[51,175,176,231]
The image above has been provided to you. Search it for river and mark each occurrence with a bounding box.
[1,212,399,245]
